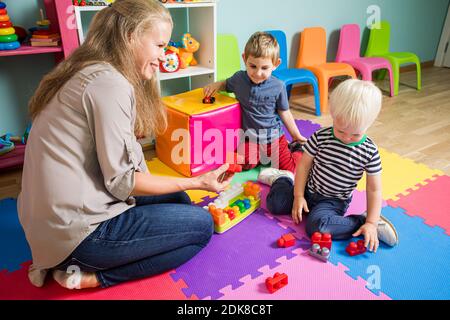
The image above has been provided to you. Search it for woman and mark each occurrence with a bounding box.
[18,0,232,290]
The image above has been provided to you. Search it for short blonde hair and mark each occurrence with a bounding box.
[330,79,382,131]
[244,32,280,64]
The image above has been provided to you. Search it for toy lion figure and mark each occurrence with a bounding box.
[178,33,200,69]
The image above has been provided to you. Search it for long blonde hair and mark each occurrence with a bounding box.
[29,0,172,137]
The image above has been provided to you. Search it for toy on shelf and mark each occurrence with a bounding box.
[346,240,367,256]
[73,0,87,6]
[265,272,288,294]
[0,137,14,156]
[159,46,181,73]
[204,181,261,234]
[0,2,20,51]
[36,9,50,29]
[175,33,199,69]
[277,233,296,248]
[28,9,60,48]
[308,243,330,262]
[311,232,332,250]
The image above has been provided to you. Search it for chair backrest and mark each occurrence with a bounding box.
[365,20,390,56]
[296,27,327,68]
[217,34,241,81]
[336,24,361,62]
[266,30,288,70]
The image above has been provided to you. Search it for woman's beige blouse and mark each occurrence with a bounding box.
[18,63,148,269]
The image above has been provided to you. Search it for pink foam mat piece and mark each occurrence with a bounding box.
[0,261,196,300]
[388,175,450,236]
[218,249,392,300]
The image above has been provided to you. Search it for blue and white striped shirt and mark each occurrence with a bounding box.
[304,127,382,200]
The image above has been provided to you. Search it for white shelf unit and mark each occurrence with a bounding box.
[73,2,217,95]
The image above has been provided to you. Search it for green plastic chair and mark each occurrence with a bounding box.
[365,21,421,96]
[217,34,241,81]
[217,34,241,98]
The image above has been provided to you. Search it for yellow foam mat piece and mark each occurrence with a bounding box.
[146,158,218,204]
[357,148,444,201]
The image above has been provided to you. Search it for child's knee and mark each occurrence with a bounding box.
[305,216,330,238]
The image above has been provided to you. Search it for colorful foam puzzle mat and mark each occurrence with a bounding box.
[1,119,449,300]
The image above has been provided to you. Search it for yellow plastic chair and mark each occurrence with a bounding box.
[365,21,421,96]
[296,27,356,113]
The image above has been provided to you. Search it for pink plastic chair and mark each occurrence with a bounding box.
[336,24,394,97]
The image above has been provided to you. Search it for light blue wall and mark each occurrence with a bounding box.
[217,0,450,68]
[1,0,449,134]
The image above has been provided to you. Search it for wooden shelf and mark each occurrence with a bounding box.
[0,45,63,57]
[159,66,214,81]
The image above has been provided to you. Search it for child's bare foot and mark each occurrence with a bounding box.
[53,269,100,290]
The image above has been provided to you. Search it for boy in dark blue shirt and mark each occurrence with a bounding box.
[204,32,307,173]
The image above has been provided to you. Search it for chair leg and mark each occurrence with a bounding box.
[286,84,293,99]
[415,59,422,91]
[318,75,329,114]
[390,60,400,96]
[387,67,395,97]
[311,81,321,116]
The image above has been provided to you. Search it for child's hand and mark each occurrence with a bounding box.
[292,196,309,224]
[204,82,222,98]
[353,223,379,253]
[295,136,308,144]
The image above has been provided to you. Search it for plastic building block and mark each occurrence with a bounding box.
[202,96,216,104]
[204,182,261,234]
[346,240,367,256]
[308,243,330,262]
[265,272,288,294]
[227,164,242,174]
[311,232,332,250]
[277,233,296,248]
[218,164,242,183]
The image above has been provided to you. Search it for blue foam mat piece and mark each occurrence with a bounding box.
[0,198,31,272]
[329,206,450,300]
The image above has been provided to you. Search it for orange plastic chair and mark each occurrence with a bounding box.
[296,27,356,113]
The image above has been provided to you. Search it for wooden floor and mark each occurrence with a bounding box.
[1,67,449,199]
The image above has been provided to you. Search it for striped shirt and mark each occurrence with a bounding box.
[304,127,382,200]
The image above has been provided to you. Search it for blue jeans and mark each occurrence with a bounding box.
[55,192,214,288]
[267,178,365,239]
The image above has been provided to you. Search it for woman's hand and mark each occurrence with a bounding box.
[352,223,379,253]
[195,164,233,193]
[292,196,309,224]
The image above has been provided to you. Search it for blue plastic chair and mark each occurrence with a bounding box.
[266,30,321,116]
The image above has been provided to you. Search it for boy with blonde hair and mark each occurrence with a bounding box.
[260,79,398,251]
[204,31,307,173]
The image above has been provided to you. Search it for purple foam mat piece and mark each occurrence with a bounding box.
[170,209,301,300]
[283,119,322,142]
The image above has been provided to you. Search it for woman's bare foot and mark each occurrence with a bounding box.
[53,269,100,289]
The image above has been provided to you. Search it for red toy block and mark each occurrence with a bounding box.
[311,232,332,250]
[227,164,242,174]
[265,272,288,294]
[277,233,296,248]
[346,240,367,256]
[202,96,216,104]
